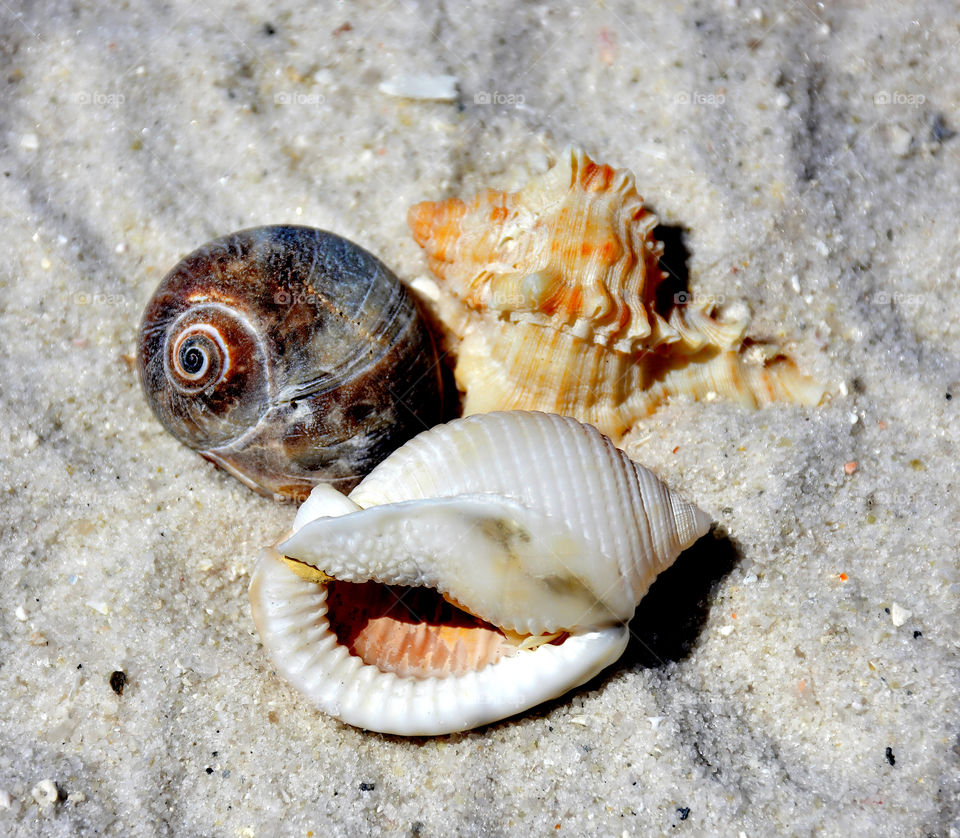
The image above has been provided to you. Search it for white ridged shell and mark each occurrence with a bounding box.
[249,411,710,735]
[250,555,628,736]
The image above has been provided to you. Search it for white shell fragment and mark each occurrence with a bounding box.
[378,74,459,102]
[249,411,710,735]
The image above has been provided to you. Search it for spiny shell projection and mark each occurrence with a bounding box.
[137,225,443,500]
[408,147,823,441]
[249,411,710,735]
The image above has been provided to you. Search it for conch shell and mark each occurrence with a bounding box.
[249,411,710,735]
[408,147,822,440]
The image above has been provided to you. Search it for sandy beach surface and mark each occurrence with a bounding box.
[1,1,958,835]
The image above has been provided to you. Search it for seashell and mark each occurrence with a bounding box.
[249,411,710,735]
[408,147,823,441]
[137,225,444,499]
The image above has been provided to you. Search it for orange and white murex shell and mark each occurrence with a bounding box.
[408,146,822,440]
[142,147,822,735]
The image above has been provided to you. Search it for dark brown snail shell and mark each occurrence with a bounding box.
[137,225,444,499]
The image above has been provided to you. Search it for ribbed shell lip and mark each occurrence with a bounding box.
[249,547,629,736]
[274,550,572,678]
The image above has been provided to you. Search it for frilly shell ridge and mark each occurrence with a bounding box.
[409,147,666,354]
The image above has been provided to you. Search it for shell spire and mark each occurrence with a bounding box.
[408,147,667,355]
[250,412,710,735]
[408,148,823,441]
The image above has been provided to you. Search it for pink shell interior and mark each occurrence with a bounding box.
[325,581,559,679]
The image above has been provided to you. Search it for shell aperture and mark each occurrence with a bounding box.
[249,411,711,735]
[408,147,823,441]
[137,225,444,499]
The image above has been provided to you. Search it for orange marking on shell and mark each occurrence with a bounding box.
[598,238,621,264]
[536,282,585,319]
[408,198,468,269]
[564,286,583,316]
[539,289,561,317]
[580,160,615,192]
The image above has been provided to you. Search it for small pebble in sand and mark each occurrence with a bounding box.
[885,746,896,766]
[109,670,127,695]
[890,603,911,627]
[888,124,912,157]
[15,605,27,621]
[843,461,857,475]
[0,788,12,809]
[20,132,39,150]
[931,113,956,143]
[31,779,59,808]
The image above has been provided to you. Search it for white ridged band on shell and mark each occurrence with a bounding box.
[250,549,628,735]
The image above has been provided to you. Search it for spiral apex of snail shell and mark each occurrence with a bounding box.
[137,225,444,499]
[408,146,823,441]
[249,411,711,735]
